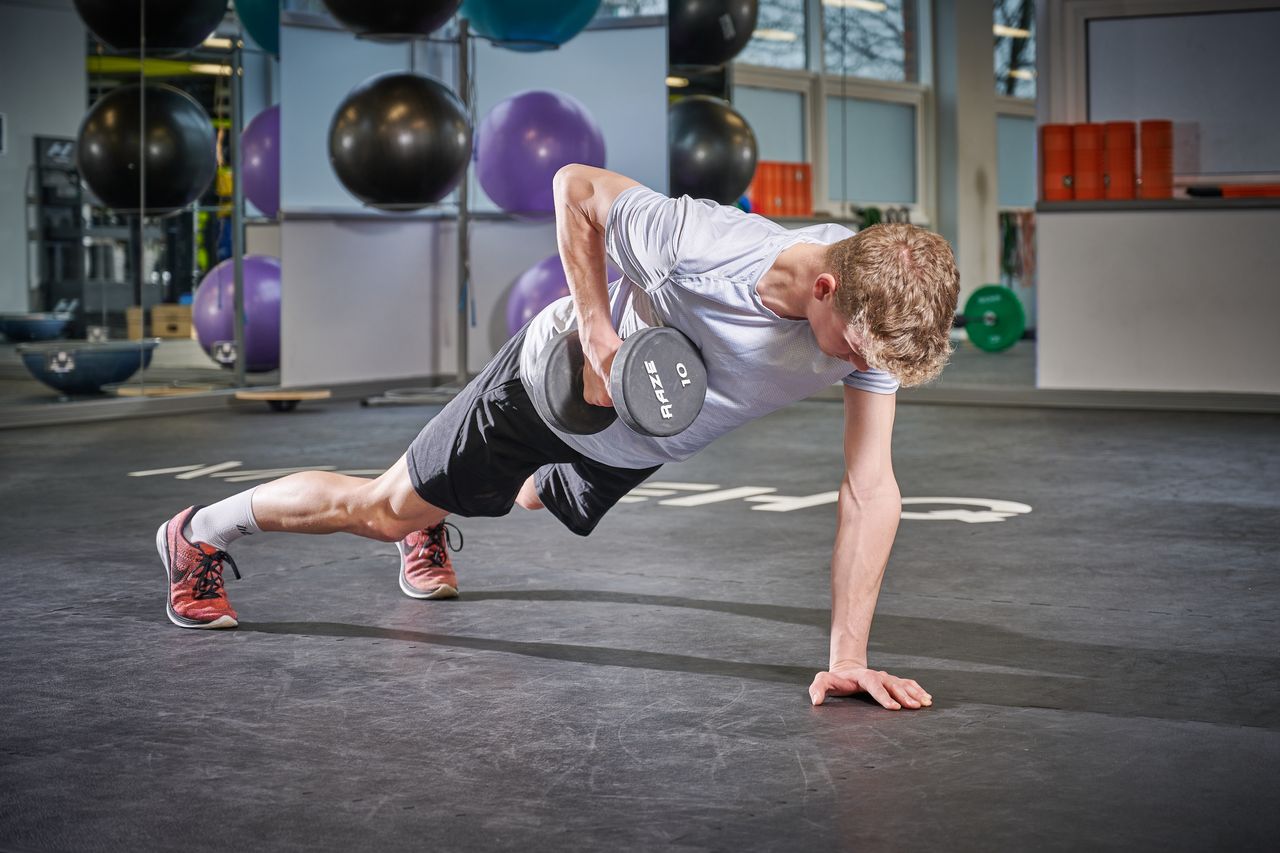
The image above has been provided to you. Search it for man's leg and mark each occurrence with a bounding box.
[159,453,451,630]
[530,459,661,537]
[515,475,544,511]
[251,452,447,541]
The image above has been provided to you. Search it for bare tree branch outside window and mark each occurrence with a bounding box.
[597,0,668,16]
[823,0,916,83]
[993,0,1036,99]
[737,0,807,70]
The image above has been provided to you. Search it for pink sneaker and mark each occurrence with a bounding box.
[397,521,462,600]
[156,506,241,629]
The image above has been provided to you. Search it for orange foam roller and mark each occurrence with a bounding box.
[1140,119,1173,149]
[1072,124,1105,200]
[1041,124,1074,200]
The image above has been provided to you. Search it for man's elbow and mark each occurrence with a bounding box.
[553,164,587,199]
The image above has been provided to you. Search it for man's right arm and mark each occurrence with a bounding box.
[552,164,643,408]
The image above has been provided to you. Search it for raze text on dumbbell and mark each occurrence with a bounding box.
[643,360,692,420]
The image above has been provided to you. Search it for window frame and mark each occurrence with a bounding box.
[732,0,933,225]
[994,97,1037,213]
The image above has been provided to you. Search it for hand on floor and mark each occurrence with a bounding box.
[808,666,933,710]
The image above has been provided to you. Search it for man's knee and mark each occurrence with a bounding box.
[515,475,544,511]
[351,470,447,541]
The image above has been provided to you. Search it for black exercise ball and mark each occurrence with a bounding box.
[669,0,759,67]
[76,84,217,215]
[73,0,229,53]
[320,0,461,39]
[329,72,472,210]
[669,96,758,204]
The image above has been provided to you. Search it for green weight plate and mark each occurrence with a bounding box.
[963,285,1025,353]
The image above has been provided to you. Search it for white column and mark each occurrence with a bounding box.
[931,0,1001,300]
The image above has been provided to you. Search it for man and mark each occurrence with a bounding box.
[157,164,958,712]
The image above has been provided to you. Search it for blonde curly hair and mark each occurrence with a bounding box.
[825,223,959,387]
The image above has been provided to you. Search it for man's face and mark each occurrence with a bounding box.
[810,276,871,372]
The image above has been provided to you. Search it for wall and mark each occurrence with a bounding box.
[0,0,86,312]
[1037,207,1280,394]
[277,21,667,387]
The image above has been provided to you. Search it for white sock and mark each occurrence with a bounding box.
[185,486,262,551]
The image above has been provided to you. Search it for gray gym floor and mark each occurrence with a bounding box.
[1,399,1277,851]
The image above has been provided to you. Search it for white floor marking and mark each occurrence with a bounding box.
[660,486,776,507]
[174,461,243,480]
[218,466,337,484]
[746,491,841,512]
[900,497,1032,523]
[126,466,1033,523]
[645,482,720,491]
[128,464,206,478]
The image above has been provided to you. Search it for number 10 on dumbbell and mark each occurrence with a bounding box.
[528,326,708,438]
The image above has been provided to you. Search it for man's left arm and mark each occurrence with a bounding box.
[808,386,933,711]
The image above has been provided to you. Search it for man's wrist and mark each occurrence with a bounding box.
[829,658,868,672]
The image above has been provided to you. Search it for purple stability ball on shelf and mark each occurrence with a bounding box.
[242,105,280,218]
[193,255,282,372]
[505,254,620,336]
[476,89,605,219]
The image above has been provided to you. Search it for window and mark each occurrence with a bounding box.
[594,0,666,18]
[736,0,807,70]
[822,0,918,83]
[996,114,1035,208]
[826,96,916,204]
[993,0,1036,99]
[736,86,806,161]
[1087,9,1280,176]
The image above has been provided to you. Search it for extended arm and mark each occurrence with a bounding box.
[808,386,933,710]
[551,164,642,407]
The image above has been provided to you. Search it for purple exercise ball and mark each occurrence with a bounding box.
[193,255,282,372]
[505,254,620,336]
[476,89,605,218]
[242,105,280,218]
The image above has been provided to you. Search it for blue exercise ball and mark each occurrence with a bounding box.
[461,0,601,51]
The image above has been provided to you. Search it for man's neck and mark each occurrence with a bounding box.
[758,243,823,320]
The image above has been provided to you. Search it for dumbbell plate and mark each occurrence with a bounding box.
[528,329,618,435]
[610,327,707,438]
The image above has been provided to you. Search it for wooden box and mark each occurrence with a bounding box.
[126,306,144,340]
[151,304,193,339]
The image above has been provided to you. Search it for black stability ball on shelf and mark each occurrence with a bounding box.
[72,0,229,53]
[320,0,462,39]
[669,95,758,204]
[76,84,217,215]
[669,0,759,67]
[328,72,472,210]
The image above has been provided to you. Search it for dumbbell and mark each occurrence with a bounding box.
[527,326,708,437]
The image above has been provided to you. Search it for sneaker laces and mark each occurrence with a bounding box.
[417,522,463,568]
[193,548,242,600]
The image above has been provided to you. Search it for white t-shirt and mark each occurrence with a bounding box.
[520,185,899,469]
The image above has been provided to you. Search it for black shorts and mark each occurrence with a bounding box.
[406,327,661,536]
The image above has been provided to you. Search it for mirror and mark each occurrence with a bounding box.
[0,0,281,422]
